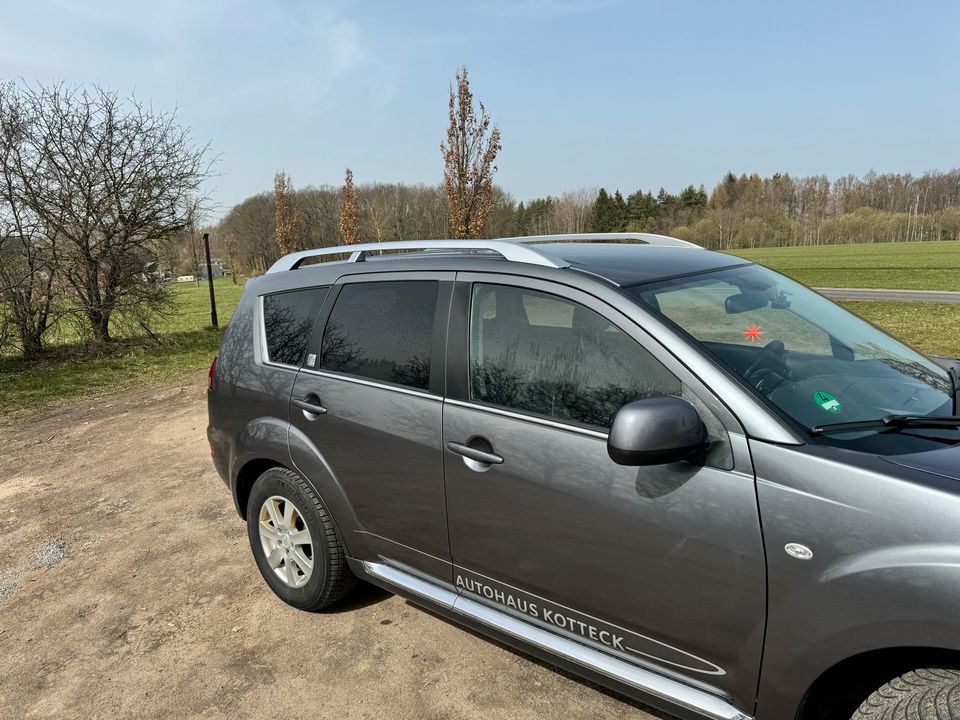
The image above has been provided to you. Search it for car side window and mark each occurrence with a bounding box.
[320,280,438,391]
[470,284,681,429]
[263,287,329,366]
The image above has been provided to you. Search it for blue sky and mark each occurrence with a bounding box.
[2,1,958,217]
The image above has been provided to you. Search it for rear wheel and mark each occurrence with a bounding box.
[852,668,960,719]
[246,467,356,611]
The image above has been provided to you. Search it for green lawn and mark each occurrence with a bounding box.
[0,278,245,419]
[730,240,960,291]
[840,301,960,359]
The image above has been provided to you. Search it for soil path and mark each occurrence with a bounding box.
[0,376,662,719]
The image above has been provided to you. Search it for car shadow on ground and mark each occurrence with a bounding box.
[328,579,395,612]
[324,581,676,717]
[405,596,676,719]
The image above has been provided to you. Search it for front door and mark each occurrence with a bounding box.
[290,272,453,579]
[442,275,765,708]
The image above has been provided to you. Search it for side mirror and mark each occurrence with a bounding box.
[607,396,709,466]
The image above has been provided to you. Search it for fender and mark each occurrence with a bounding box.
[751,438,960,718]
[229,416,371,560]
[230,415,292,512]
[757,545,960,717]
[286,421,370,559]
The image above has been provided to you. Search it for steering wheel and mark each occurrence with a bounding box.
[743,339,787,388]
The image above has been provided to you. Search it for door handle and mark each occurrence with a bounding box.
[293,396,327,416]
[446,441,503,465]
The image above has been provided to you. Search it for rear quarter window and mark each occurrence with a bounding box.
[263,288,328,366]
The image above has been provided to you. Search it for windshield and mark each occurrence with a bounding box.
[627,263,954,451]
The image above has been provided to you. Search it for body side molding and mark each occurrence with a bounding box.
[361,561,752,720]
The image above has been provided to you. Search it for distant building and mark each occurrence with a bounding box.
[198,261,225,280]
[142,261,161,282]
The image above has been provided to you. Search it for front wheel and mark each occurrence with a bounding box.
[246,467,356,611]
[852,668,960,719]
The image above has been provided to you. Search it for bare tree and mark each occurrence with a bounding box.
[222,232,239,284]
[338,168,362,244]
[220,191,276,273]
[0,82,59,356]
[274,171,302,256]
[441,67,502,239]
[8,83,213,343]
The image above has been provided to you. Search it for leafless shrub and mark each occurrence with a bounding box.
[441,67,502,239]
[274,171,303,257]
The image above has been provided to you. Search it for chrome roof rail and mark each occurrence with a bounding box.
[265,240,570,274]
[506,232,702,249]
[265,233,699,274]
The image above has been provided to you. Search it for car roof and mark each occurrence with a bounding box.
[252,238,753,296]
[537,243,750,286]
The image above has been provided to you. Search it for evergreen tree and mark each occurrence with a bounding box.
[514,201,527,235]
[525,197,554,234]
[590,188,620,232]
[626,189,657,231]
[613,190,628,231]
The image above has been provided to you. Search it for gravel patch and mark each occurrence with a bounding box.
[30,538,67,570]
[0,568,21,600]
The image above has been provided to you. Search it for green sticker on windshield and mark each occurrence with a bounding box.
[813,391,842,414]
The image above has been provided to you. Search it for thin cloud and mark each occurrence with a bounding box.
[472,0,618,17]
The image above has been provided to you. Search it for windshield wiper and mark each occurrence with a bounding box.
[810,414,960,436]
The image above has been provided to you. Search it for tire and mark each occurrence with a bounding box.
[246,466,356,611]
[852,668,960,719]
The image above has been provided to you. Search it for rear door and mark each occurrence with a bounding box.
[442,273,766,709]
[289,271,454,579]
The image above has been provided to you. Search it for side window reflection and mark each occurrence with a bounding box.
[320,281,438,391]
[263,288,328,366]
[470,284,681,429]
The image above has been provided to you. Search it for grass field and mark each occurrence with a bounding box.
[1,242,959,417]
[0,278,245,418]
[730,240,960,290]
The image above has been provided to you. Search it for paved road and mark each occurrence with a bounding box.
[817,287,960,303]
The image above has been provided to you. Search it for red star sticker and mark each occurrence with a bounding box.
[743,325,765,343]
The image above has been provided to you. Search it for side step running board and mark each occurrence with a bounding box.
[362,561,752,720]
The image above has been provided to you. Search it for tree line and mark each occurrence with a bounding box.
[213,167,960,276]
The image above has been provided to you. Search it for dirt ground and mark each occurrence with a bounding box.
[0,375,665,720]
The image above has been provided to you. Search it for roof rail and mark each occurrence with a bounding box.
[265,240,570,273]
[264,232,699,274]
[506,232,701,248]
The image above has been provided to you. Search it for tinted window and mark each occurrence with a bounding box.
[470,284,680,429]
[321,281,438,390]
[263,288,328,365]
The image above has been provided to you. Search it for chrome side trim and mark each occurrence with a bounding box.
[363,560,458,608]
[361,561,751,720]
[257,295,270,364]
[300,368,442,402]
[444,398,609,440]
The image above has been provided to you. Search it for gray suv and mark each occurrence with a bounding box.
[207,233,960,720]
